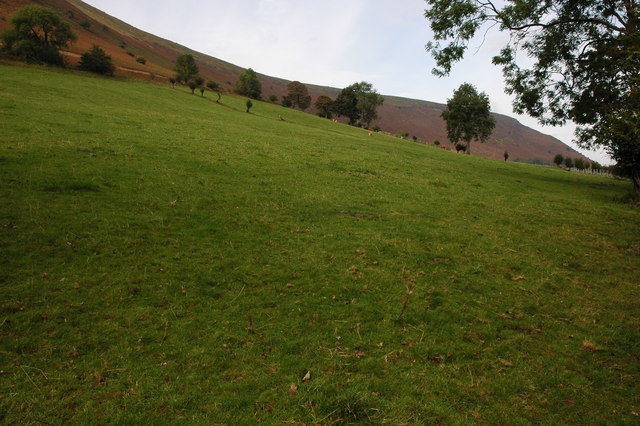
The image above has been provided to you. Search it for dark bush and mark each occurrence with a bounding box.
[78,45,115,75]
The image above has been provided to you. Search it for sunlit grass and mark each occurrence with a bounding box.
[1,63,639,423]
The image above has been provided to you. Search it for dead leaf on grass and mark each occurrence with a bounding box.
[511,276,526,281]
[301,371,311,382]
[582,341,601,352]
[498,359,513,367]
[289,383,298,395]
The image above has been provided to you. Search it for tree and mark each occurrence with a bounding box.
[332,82,384,126]
[235,68,262,99]
[285,81,312,110]
[78,45,115,76]
[207,80,222,102]
[350,81,385,127]
[424,0,640,193]
[553,154,565,167]
[315,95,334,118]
[169,77,176,88]
[332,86,360,125]
[0,5,76,66]
[173,54,199,84]
[574,158,586,170]
[564,157,574,168]
[504,151,509,161]
[441,83,495,154]
[187,80,197,94]
[246,99,253,113]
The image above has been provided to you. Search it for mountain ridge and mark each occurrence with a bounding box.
[0,0,589,163]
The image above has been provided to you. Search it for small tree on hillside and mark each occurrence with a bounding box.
[574,158,586,170]
[441,83,495,154]
[235,68,262,99]
[207,80,222,102]
[173,54,199,84]
[187,80,197,94]
[285,81,312,111]
[553,154,564,167]
[564,157,574,168]
[0,5,76,66]
[315,95,334,119]
[78,45,115,76]
[504,151,509,161]
[246,99,253,113]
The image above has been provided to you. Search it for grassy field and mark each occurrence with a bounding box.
[1,63,639,424]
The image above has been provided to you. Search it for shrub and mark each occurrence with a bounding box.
[78,45,115,76]
[136,57,146,64]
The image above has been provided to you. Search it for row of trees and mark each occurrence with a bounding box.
[171,56,387,128]
[553,154,603,171]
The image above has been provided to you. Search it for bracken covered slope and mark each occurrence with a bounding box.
[0,0,588,163]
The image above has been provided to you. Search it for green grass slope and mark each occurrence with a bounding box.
[1,64,639,424]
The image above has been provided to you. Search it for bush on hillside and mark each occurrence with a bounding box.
[78,45,115,76]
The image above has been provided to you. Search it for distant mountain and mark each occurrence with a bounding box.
[0,0,589,163]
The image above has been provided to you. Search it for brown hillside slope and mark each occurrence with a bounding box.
[0,0,588,163]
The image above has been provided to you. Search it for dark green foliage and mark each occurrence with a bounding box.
[78,45,115,76]
[455,143,467,153]
[0,5,76,66]
[564,157,574,168]
[136,56,146,64]
[441,83,495,154]
[574,158,586,170]
[425,0,640,193]
[332,82,384,126]
[173,53,199,84]
[187,80,197,94]
[351,81,384,127]
[315,95,334,118]
[268,94,278,103]
[246,99,253,113]
[434,140,441,146]
[80,20,91,29]
[285,81,311,111]
[235,68,262,99]
[281,96,293,108]
[332,86,359,124]
[553,154,564,167]
[504,151,509,161]
[169,77,176,88]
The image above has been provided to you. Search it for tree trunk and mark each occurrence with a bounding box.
[633,171,640,196]
[466,141,471,155]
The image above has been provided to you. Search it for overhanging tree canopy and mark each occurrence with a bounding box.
[424,0,640,192]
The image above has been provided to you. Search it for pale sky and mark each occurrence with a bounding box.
[82,0,611,164]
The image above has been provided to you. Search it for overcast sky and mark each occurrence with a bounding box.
[82,0,611,164]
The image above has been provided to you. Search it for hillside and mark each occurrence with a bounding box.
[1,62,639,424]
[0,0,588,163]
